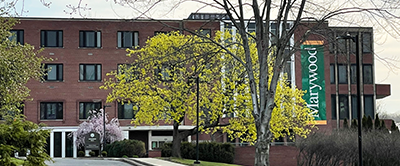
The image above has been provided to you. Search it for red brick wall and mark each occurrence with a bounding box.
[14,18,219,127]
[234,146,299,166]
[148,150,162,158]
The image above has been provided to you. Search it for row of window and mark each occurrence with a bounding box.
[44,64,102,81]
[10,30,140,48]
[331,95,374,120]
[40,102,138,120]
[329,31,372,53]
[330,64,373,84]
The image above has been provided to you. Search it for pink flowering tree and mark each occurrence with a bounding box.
[70,109,123,149]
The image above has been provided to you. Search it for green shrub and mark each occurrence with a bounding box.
[160,142,235,164]
[78,151,85,157]
[89,151,96,157]
[180,142,195,159]
[101,151,107,157]
[122,155,128,158]
[105,139,146,157]
[161,143,172,157]
[132,155,138,158]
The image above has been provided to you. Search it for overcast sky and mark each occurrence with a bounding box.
[16,0,400,115]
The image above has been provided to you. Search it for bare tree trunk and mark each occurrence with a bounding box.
[172,121,182,158]
[254,109,273,166]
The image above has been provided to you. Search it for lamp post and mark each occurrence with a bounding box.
[337,34,362,166]
[194,76,200,165]
[102,105,111,156]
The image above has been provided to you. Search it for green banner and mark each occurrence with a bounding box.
[301,44,326,121]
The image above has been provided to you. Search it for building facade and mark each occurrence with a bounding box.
[12,14,390,159]
[14,17,220,158]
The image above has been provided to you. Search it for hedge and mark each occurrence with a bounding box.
[105,139,146,157]
[161,142,235,164]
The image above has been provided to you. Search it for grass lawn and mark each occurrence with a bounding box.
[158,157,242,166]
[10,158,25,166]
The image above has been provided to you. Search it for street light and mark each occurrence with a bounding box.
[194,76,201,165]
[336,34,362,166]
[102,105,111,156]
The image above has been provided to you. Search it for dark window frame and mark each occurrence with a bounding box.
[40,30,63,47]
[117,31,139,48]
[117,102,139,119]
[338,64,348,84]
[44,64,63,81]
[40,102,63,120]
[79,31,101,48]
[9,30,24,44]
[330,64,335,84]
[79,102,102,119]
[363,64,373,84]
[79,64,102,81]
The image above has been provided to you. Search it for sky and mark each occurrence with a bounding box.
[15,0,400,115]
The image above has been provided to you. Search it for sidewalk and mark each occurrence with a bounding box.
[130,158,187,166]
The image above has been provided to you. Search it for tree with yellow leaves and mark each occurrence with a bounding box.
[102,31,314,158]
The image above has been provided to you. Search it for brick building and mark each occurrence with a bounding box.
[11,14,390,163]
[13,17,220,158]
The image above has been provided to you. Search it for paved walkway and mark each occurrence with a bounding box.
[130,158,187,166]
[43,158,187,166]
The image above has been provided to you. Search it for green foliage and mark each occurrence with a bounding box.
[161,143,172,157]
[122,155,128,158]
[78,151,85,157]
[89,151,96,157]
[390,120,398,132]
[374,114,381,129]
[0,115,52,166]
[0,17,49,117]
[105,139,146,157]
[101,151,107,157]
[132,155,138,158]
[161,142,235,164]
[343,118,348,128]
[366,116,373,130]
[351,119,358,129]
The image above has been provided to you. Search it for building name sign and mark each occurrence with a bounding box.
[85,132,100,150]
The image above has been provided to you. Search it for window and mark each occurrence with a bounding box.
[79,64,101,81]
[118,102,138,119]
[270,23,277,44]
[247,23,256,33]
[338,65,347,84]
[330,64,335,84]
[117,31,139,48]
[9,30,24,44]
[364,95,374,118]
[40,102,63,120]
[331,95,337,120]
[350,65,357,84]
[351,95,358,119]
[117,64,138,81]
[362,32,372,53]
[44,64,63,81]
[155,65,172,81]
[79,102,101,119]
[339,95,349,120]
[284,60,291,84]
[79,31,101,48]
[363,64,373,84]
[0,103,24,120]
[41,30,63,47]
[199,29,211,37]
